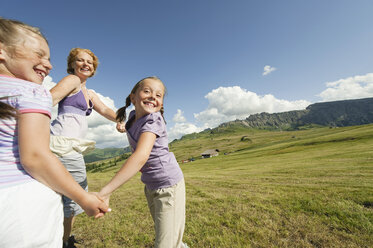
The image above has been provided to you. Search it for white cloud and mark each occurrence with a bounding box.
[172,109,187,123]
[194,86,310,128]
[87,90,116,126]
[166,86,310,141]
[42,75,56,89]
[42,76,58,119]
[86,123,127,148]
[168,122,205,142]
[86,91,126,148]
[263,65,277,76]
[43,76,126,148]
[167,109,205,141]
[318,73,373,101]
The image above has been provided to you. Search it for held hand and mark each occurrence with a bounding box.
[98,191,111,207]
[80,193,110,218]
[91,192,112,218]
[116,122,126,133]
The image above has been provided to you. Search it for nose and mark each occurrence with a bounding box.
[150,92,157,99]
[46,61,52,70]
[43,58,53,72]
[82,60,90,66]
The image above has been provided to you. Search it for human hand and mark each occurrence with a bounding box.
[98,191,111,207]
[80,192,111,218]
[116,122,126,133]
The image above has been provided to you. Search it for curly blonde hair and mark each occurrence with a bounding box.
[67,48,99,77]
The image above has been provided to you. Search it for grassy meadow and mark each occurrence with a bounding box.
[75,124,373,247]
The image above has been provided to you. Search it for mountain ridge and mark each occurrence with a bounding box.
[217,97,373,131]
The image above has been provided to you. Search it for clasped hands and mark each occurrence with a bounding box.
[88,192,111,219]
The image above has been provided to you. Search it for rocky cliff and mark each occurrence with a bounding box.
[218,97,373,130]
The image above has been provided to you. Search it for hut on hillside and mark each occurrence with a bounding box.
[201,149,219,159]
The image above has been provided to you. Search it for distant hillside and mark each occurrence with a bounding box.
[218,97,373,131]
[84,147,130,163]
[88,97,373,163]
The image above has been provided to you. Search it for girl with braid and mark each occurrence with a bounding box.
[98,76,188,248]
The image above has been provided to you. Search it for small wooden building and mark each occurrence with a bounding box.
[201,149,219,158]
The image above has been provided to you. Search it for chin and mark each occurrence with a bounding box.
[32,78,43,84]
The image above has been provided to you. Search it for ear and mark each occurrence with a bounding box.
[130,93,136,105]
[0,43,7,61]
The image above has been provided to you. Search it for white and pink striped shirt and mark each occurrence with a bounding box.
[0,75,52,189]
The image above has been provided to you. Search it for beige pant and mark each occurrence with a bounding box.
[145,179,186,248]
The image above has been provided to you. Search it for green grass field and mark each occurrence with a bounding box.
[74,124,373,247]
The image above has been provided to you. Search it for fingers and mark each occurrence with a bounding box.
[99,200,111,213]
[97,191,111,206]
[116,122,126,133]
[95,212,105,219]
[94,208,111,219]
[85,192,111,218]
[94,192,111,212]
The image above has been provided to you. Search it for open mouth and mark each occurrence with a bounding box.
[35,69,46,80]
[144,101,155,108]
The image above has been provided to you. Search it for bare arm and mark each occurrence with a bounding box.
[89,90,117,122]
[18,112,109,217]
[50,75,81,106]
[98,132,156,205]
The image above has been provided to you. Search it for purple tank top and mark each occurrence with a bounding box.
[58,90,93,116]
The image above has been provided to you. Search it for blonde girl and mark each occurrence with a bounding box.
[0,17,109,248]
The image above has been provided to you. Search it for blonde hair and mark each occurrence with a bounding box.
[116,76,166,123]
[0,17,47,119]
[67,48,99,77]
[0,17,47,57]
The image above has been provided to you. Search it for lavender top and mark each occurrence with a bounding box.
[57,90,93,116]
[0,75,52,188]
[126,110,183,190]
[51,90,93,139]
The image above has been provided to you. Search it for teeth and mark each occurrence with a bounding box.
[36,70,45,78]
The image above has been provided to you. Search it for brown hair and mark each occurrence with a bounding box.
[67,48,99,77]
[116,76,166,123]
[0,97,17,119]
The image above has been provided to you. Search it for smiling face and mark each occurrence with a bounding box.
[0,33,52,84]
[72,51,95,79]
[131,78,165,120]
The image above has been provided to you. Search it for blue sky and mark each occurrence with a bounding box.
[3,1,373,147]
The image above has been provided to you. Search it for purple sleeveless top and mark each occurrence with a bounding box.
[51,90,93,139]
[58,90,93,116]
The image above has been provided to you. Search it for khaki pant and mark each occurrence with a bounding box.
[145,179,186,248]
